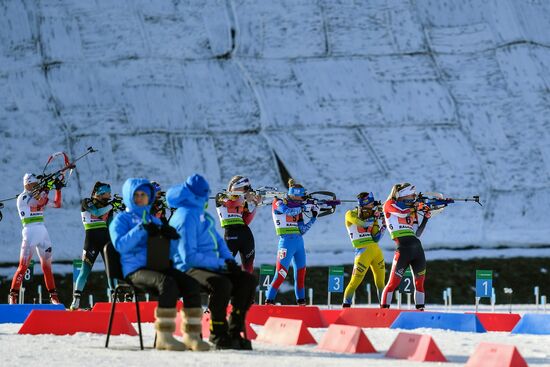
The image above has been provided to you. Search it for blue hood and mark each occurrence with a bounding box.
[122,178,156,218]
[166,182,208,209]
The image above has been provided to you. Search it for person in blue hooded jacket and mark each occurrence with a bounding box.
[109,178,209,352]
[167,174,257,350]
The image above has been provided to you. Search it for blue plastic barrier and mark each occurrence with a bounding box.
[511,314,550,335]
[390,312,486,333]
[0,304,66,323]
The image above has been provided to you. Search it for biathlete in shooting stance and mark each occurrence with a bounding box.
[380,183,431,310]
[70,182,123,310]
[342,192,386,307]
[110,178,209,351]
[265,179,318,305]
[215,176,261,273]
[167,174,257,350]
[8,173,64,304]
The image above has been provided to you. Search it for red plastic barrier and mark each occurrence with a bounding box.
[18,310,137,336]
[246,305,327,328]
[334,308,404,328]
[317,324,376,354]
[468,313,521,332]
[385,332,447,362]
[92,300,183,323]
[466,342,528,367]
[256,317,316,346]
[320,309,343,326]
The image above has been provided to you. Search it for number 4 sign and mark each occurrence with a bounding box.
[476,270,493,298]
[260,264,275,290]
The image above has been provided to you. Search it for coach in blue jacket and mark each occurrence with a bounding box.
[110,177,208,351]
[168,174,257,350]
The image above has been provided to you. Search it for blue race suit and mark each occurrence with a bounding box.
[266,198,316,301]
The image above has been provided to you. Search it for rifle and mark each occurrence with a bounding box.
[213,186,287,207]
[32,147,97,196]
[405,192,482,217]
[303,191,343,218]
[0,147,98,209]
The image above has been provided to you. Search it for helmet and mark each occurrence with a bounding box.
[357,192,374,207]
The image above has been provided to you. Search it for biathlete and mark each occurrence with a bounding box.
[342,192,386,307]
[265,179,317,305]
[9,173,64,305]
[215,176,261,273]
[380,183,430,310]
[70,182,123,310]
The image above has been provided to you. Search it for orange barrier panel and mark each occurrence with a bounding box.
[317,324,376,354]
[256,317,316,346]
[385,332,447,362]
[465,342,528,367]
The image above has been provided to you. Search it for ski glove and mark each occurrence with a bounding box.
[143,222,160,237]
[160,224,180,240]
[224,259,240,274]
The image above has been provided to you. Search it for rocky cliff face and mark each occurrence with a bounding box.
[1,0,549,264]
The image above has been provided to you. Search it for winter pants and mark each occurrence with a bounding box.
[343,244,386,304]
[11,224,56,292]
[381,235,426,307]
[186,268,257,323]
[266,234,307,301]
[224,224,255,274]
[127,268,202,308]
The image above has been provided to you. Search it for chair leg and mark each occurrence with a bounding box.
[134,291,143,350]
[105,287,120,348]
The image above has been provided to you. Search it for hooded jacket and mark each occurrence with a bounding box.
[167,181,233,272]
[109,178,161,277]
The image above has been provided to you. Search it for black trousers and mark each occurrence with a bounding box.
[127,268,202,308]
[224,225,255,272]
[186,268,257,322]
[394,236,426,276]
[82,228,110,266]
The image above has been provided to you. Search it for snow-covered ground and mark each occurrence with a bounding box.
[1,305,550,367]
[1,0,550,265]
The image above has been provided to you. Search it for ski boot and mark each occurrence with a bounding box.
[49,290,61,305]
[70,291,81,310]
[8,289,18,305]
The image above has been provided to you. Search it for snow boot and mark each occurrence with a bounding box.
[155,308,187,351]
[228,308,252,350]
[181,308,210,351]
[209,320,240,350]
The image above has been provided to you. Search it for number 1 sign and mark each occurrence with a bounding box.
[475,270,493,298]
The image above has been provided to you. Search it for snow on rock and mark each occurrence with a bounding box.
[1,0,549,265]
